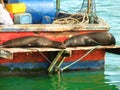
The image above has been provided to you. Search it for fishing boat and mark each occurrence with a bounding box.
[0,0,118,75]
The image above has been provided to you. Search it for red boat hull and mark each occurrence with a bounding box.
[0,31,106,73]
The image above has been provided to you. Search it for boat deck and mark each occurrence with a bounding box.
[0,45,119,60]
[0,18,109,32]
[0,45,120,53]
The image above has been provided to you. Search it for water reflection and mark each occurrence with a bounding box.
[49,71,118,90]
[105,53,120,90]
[0,70,119,90]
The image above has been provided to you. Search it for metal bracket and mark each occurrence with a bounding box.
[47,50,64,73]
[47,50,72,73]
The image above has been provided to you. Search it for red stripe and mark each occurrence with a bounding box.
[0,52,49,63]
[64,50,105,62]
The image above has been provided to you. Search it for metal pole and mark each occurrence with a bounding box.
[56,0,60,13]
[87,0,94,23]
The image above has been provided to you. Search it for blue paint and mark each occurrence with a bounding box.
[8,0,56,24]
[1,62,49,70]
[0,60,104,71]
[14,13,32,24]
[61,60,104,70]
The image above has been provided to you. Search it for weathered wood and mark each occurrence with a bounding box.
[47,50,64,73]
[0,45,120,53]
[0,18,109,32]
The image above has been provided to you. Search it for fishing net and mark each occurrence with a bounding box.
[53,0,98,24]
[53,13,89,24]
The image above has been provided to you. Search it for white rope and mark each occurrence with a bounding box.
[61,46,100,71]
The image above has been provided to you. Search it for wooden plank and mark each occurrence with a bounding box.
[0,18,109,32]
[0,45,120,53]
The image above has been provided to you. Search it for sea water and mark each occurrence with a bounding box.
[0,0,120,90]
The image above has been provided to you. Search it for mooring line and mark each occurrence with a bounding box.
[39,51,52,63]
[26,48,52,63]
[27,48,65,73]
[61,46,100,71]
[26,46,100,73]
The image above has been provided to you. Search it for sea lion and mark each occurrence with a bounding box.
[106,48,120,55]
[2,36,65,49]
[64,32,116,47]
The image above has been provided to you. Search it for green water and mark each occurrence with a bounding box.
[0,53,119,90]
[0,70,118,90]
[0,0,120,90]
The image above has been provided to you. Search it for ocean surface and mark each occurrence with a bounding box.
[0,0,120,90]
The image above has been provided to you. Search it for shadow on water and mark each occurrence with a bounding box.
[0,70,118,90]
